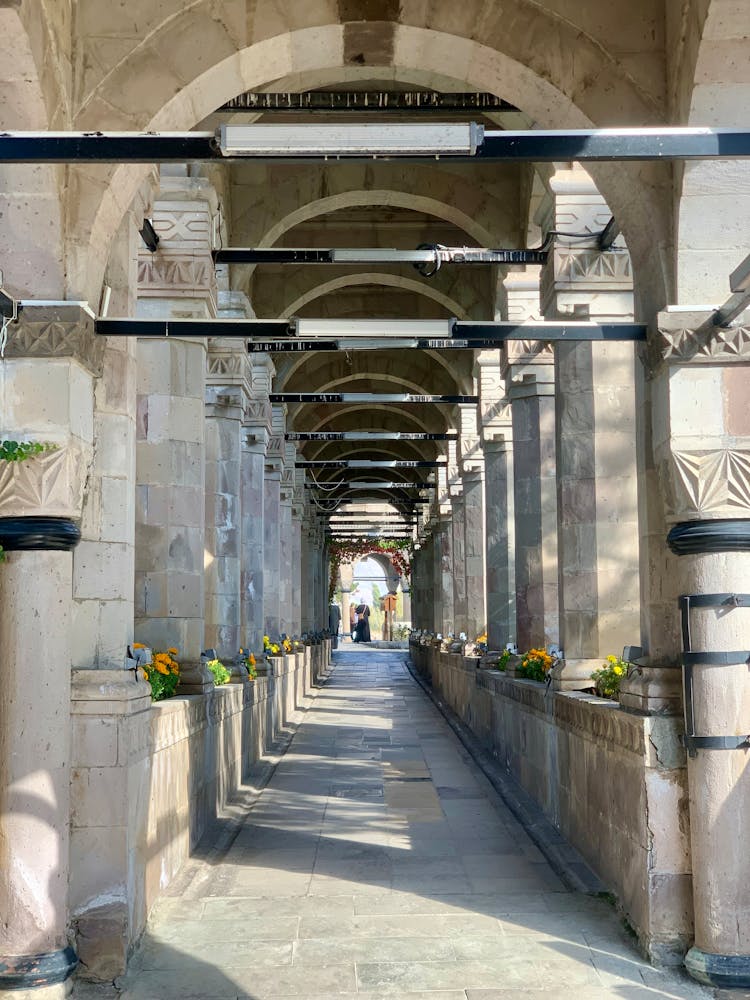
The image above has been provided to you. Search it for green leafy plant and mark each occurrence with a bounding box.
[206,657,230,686]
[0,440,57,462]
[591,655,627,699]
[518,647,554,683]
[136,645,180,701]
[495,648,511,672]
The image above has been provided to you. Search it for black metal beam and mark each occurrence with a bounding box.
[218,91,519,114]
[297,460,445,468]
[477,128,750,163]
[2,128,750,163]
[286,432,457,441]
[213,247,548,266]
[94,317,646,343]
[96,317,291,338]
[275,393,476,404]
[305,482,437,489]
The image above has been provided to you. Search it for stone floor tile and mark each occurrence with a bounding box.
[129,938,293,971]
[356,957,536,992]
[292,933,457,963]
[147,916,300,944]
[110,651,715,1000]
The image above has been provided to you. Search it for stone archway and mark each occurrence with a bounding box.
[0,7,65,298]
[674,0,750,301]
[277,273,471,321]
[61,13,672,317]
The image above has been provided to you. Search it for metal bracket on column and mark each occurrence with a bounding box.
[678,593,750,757]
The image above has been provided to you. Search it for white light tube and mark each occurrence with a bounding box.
[331,249,436,264]
[296,318,452,339]
[218,123,484,157]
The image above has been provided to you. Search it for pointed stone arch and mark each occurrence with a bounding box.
[65,18,671,315]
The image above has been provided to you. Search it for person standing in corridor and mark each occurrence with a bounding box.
[354,602,371,643]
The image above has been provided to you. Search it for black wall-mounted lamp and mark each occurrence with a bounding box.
[139,218,160,253]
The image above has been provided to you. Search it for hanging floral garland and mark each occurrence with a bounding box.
[328,538,412,602]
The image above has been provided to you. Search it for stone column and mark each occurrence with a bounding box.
[651,310,750,988]
[134,174,218,690]
[278,442,295,636]
[300,512,318,634]
[263,405,284,638]
[0,305,100,995]
[509,364,559,652]
[242,355,273,654]
[433,464,455,637]
[478,351,514,649]
[463,469,486,640]
[541,167,640,688]
[204,344,250,658]
[483,437,514,648]
[291,486,304,637]
[450,489,467,636]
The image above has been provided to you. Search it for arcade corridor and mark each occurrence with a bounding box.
[96,650,712,1000]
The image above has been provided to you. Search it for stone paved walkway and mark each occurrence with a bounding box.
[109,649,717,1000]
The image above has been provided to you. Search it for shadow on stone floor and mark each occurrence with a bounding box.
[73,651,724,1000]
[71,936,261,999]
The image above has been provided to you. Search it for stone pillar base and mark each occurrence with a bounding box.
[179,660,215,694]
[685,946,750,989]
[550,658,598,691]
[0,948,77,997]
[619,665,682,716]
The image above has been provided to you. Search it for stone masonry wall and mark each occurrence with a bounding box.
[409,641,692,965]
[71,644,328,980]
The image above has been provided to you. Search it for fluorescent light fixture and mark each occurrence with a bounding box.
[218,123,484,157]
[331,249,437,264]
[296,319,452,339]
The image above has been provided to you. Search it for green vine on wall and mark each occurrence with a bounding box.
[0,440,58,561]
[328,537,412,603]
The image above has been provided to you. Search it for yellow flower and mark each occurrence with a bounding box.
[168,647,178,655]
[613,665,624,676]
[607,654,617,664]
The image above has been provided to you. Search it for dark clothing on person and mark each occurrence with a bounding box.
[353,603,371,643]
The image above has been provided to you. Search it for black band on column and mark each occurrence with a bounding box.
[0,946,78,988]
[0,517,80,552]
[667,519,750,555]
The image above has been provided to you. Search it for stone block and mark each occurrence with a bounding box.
[100,474,133,543]
[74,540,132,601]
[72,716,118,768]
[75,902,129,981]
[69,824,128,914]
[71,766,128,829]
[94,412,132,478]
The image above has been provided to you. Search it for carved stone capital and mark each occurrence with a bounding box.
[3,303,104,375]
[660,447,750,520]
[655,310,750,367]
[244,398,273,434]
[501,340,554,377]
[206,343,252,402]
[0,446,90,518]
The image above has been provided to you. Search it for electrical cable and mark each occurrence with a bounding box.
[413,227,621,279]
